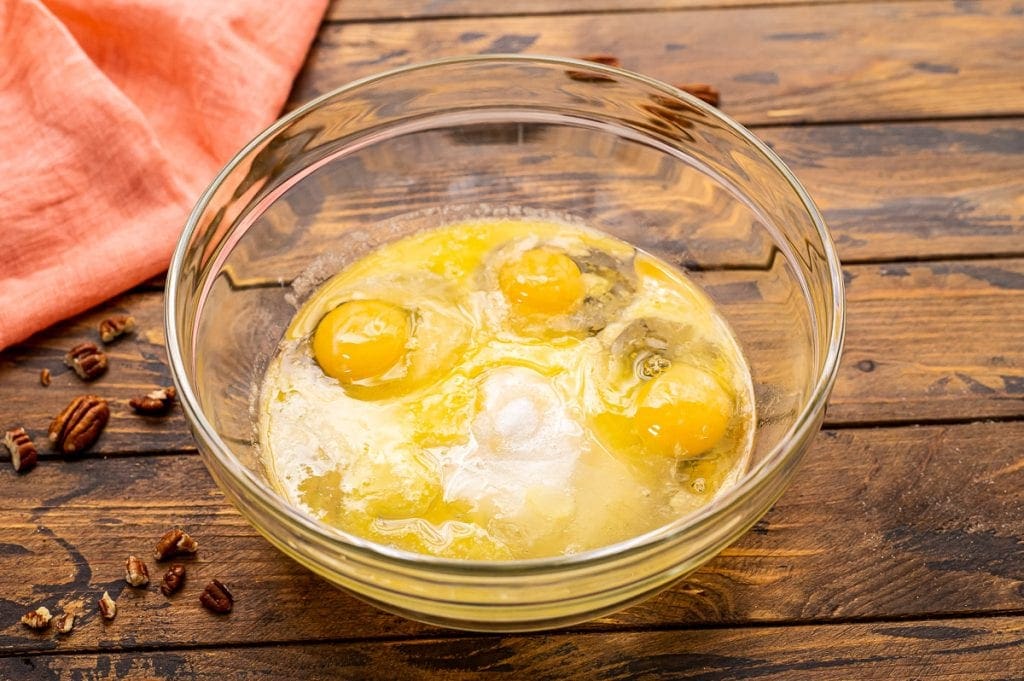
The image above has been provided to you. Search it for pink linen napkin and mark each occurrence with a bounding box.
[0,0,327,350]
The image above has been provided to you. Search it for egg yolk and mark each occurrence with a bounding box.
[498,248,585,315]
[312,300,411,382]
[635,364,733,457]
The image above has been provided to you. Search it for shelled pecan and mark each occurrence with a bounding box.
[675,83,720,107]
[20,606,51,630]
[4,427,38,473]
[125,555,150,587]
[99,314,136,343]
[199,580,233,614]
[98,592,116,620]
[129,386,176,415]
[568,54,621,82]
[160,564,186,596]
[64,342,108,381]
[53,612,75,635]
[48,395,109,455]
[154,528,199,560]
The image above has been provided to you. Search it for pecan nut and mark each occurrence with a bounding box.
[98,591,117,620]
[4,427,38,473]
[199,580,233,614]
[125,555,150,587]
[675,83,720,107]
[48,395,109,455]
[160,564,186,596]
[154,528,199,561]
[64,342,108,381]
[53,612,75,635]
[40,368,51,387]
[568,54,621,83]
[20,606,52,630]
[129,386,177,415]
[99,314,136,343]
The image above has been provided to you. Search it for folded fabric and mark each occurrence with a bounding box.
[0,0,327,350]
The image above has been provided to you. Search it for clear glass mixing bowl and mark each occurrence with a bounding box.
[165,56,844,632]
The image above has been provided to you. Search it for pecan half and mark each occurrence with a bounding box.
[40,368,51,387]
[154,528,199,561]
[199,580,233,614]
[568,54,621,82]
[4,427,38,473]
[160,564,186,596]
[125,555,150,587]
[20,606,52,630]
[98,591,116,620]
[129,386,176,415]
[53,612,75,635]
[64,342,108,381]
[48,395,109,455]
[99,314,136,343]
[675,83,720,107]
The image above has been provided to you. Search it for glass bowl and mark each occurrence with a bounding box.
[165,56,844,632]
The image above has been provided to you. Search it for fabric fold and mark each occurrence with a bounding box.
[0,0,327,349]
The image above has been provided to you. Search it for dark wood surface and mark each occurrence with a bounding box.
[2,1,1023,678]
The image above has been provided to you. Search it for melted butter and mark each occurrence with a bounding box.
[260,218,754,559]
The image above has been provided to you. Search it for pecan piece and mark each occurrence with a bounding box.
[48,395,109,455]
[125,555,150,587]
[129,386,176,415]
[568,54,621,82]
[199,580,233,614]
[675,83,720,107]
[154,528,199,561]
[98,591,116,620]
[4,427,38,473]
[20,606,52,630]
[160,564,186,596]
[53,612,75,635]
[64,342,108,381]
[40,368,51,387]
[99,314,136,343]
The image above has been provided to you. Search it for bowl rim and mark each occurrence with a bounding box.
[165,54,846,575]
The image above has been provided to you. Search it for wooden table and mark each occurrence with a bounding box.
[2,1,1023,678]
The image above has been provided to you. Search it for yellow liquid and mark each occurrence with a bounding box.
[260,218,754,560]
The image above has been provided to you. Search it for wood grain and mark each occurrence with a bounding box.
[5,614,1024,679]
[326,0,902,21]
[0,421,1021,653]
[293,1,1024,125]
[2,257,1021,457]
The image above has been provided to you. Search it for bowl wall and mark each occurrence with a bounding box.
[167,56,843,631]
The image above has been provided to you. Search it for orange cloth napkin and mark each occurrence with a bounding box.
[0,0,327,350]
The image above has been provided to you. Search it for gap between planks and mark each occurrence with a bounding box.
[4,608,1024,660]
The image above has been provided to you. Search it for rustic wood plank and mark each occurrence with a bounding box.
[2,257,1021,455]
[1,421,1021,652]
[5,614,1024,679]
[761,120,1024,262]
[326,0,910,21]
[292,1,1024,125]
[0,291,194,456]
